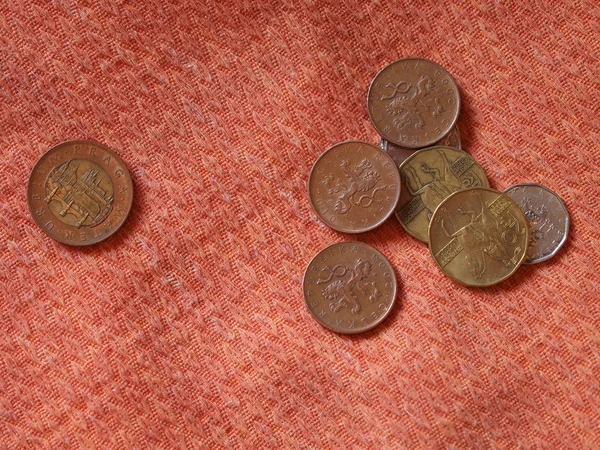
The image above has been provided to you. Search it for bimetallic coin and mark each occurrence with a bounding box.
[368,58,460,148]
[429,188,529,287]
[308,141,401,233]
[303,242,397,333]
[504,183,569,264]
[381,125,462,168]
[395,146,489,243]
[28,140,134,245]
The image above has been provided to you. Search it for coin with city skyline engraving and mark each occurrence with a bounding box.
[27,140,133,246]
[381,125,462,168]
[308,141,401,233]
[396,146,488,243]
[429,188,529,287]
[368,58,460,148]
[303,242,397,333]
[504,183,569,264]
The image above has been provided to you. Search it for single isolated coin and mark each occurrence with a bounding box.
[381,125,462,168]
[395,146,488,243]
[27,140,134,246]
[303,241,397,333]
[428,187,529,287]
[308,141,401,233]
[504,183,569,264]
[368,58,460,148]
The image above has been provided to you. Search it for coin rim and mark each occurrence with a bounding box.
[27,139,134,246]
[367,57,461,148]
[395,146,489,243]
[308,140,401,234]
[503,183,569,264]
[427,187,530,287]
[302,241,398,334]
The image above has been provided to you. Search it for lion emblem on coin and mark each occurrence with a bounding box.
[519,197,553,246]
[323,158,386,215]
[382,76,444,130]
[317,259,381,314]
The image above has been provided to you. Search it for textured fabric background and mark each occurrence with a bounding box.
[1,1,599,448]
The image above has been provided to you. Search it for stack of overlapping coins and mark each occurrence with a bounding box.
[304,58,569,334]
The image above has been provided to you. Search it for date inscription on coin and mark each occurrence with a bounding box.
[396,146,488,243]
[28,141,133,246]
[429,188,529,287]
[504,183,569,264]
[303,242,397,333]
[368,58,460,148]
[381,125,462,168]
[308,141,401,233]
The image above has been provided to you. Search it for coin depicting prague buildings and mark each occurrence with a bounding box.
[27,141,133,245]
[395,146,488,243]
[428,188,529,287]
[381,125,462,168]
[308,141,401,233]
[303,242,397,333]
[368,58,460,148]
[504,183,569,264]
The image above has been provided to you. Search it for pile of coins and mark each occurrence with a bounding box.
[24,62,569,336]
[304,58,569,333]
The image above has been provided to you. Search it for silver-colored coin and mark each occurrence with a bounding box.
[504,183,569,264]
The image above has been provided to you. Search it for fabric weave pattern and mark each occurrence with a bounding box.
[1,1,599,448]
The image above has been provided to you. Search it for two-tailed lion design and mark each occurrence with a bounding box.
[382,76,444,130]
[518,197,553,246]
[323,158,386,215]
[317,259,381,314]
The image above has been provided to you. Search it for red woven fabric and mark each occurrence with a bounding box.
[1,1,599,448]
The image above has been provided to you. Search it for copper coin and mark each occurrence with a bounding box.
[504,183,569,264]
[428,188,529,287]
[381,125,462,168]
[303,242,397,333]
[27,140,134,246]
[368,58,460,148]
[308,141,401,233]
[396,146,489,243]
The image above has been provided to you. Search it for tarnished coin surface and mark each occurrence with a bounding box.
[395,146,488,243]
[429,188,529,287]
[27,140,134,246]
[504,183,569,264]
[368,58,460,148]
[308,141,401,233]
[303,242,397,333]
[381,125,462,168]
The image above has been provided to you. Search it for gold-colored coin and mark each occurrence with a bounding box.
[395,146,489,243]
[428,188,529,287]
